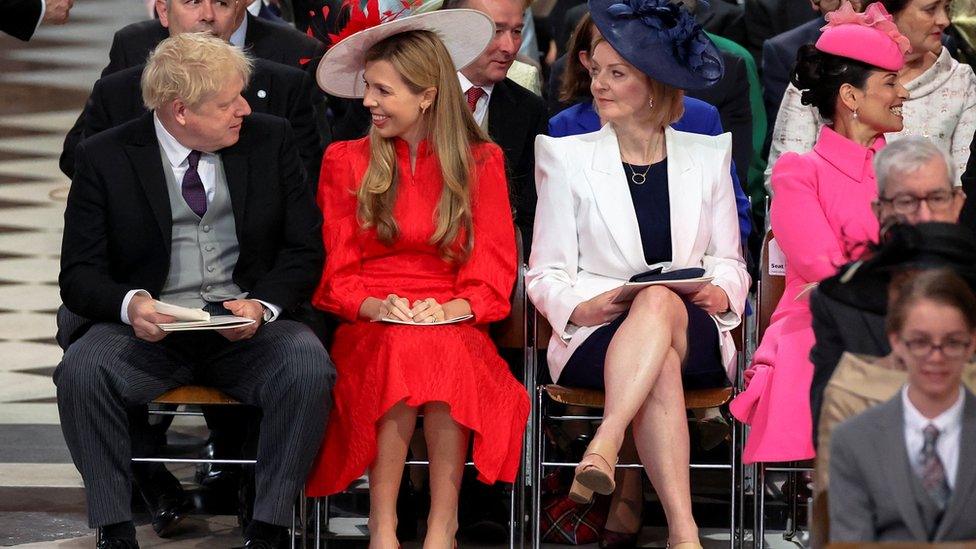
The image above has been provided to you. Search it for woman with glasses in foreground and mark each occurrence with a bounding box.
[828,268,976,542]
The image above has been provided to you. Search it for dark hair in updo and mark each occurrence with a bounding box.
[879,0,911,15]
[791,44,875,120]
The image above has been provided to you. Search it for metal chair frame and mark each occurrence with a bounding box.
[527,310,748,549]
[751,230,814,549]
[121,386,307,548]
[305,231,532,549]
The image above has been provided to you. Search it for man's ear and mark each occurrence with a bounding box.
[170,99,189,126]
[952,188,967,222]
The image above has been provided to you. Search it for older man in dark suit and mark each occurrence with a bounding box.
[61,0,323,192]
[442,0,548,256]
[102,0,323,76]
[56,34,333,549]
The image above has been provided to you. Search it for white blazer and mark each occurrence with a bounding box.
[526,124,750,383]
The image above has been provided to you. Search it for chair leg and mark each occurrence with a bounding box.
[530,386,545,549]
[300,489,308,549]
[314,497,322,549]
[753,463,766,549]
[729,414,738,549]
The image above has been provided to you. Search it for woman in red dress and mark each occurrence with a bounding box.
[305,10,529,548]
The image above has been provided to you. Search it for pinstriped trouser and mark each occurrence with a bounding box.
[53,319,336,528]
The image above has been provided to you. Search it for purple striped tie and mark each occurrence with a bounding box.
[919,424,951,509]
[182,150,207,217]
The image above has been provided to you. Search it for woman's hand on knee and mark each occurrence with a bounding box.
[570,288,629,327]
[688,284,730,315]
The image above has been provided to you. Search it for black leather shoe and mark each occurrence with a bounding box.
[240,520,287,549]
[149,492,190,537]
[131,463,189,538]
[96,535,140,548]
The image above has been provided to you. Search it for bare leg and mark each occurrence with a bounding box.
[586,286,689,461]
[422,401,468,549]
[369,400,418,549]
[605,432,642,534]
[632,348,698,545]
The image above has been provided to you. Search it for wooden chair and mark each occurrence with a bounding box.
[752,230,814,549]
[528,309,747,549]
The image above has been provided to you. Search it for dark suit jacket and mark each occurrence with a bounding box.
[0,0,41,41]
[59,112,323,332]
[59,59,323,193]
[100,13,324,77]
[696,0,747,46]
[686,50,752,186]
[960,129,976,234]
[762,16,824,129]
[744,0,819,61]
[830,390,976,542]
[809,288,888,446]
[487,78,548,256]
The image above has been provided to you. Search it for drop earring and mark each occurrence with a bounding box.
[648,97,654,110]
[851,107,858,120]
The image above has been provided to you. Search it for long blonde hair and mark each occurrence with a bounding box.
[357,30,489,261]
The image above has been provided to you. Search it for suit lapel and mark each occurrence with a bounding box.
[584,124,645,271]
[665,128,701,267]
[487,80,518,152]
[879,397,931,541]
[220,141,249,230]
[935,391,976,540]
[124,113,172,251]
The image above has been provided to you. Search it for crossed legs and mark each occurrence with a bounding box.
[369,400,467,549]
[577,286,699,545]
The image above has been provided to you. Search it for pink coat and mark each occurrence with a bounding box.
[731,126,882,463]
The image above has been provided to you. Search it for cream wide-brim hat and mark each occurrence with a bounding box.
[316,8,494,98]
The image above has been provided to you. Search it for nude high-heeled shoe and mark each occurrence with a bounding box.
[569,439,617,503]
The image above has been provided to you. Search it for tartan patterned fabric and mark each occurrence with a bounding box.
[539,470,609,544]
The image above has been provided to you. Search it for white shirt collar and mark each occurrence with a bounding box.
[457,72,495,97]
[246,0,262,17]
[153,112,195,170]
[902,384,966,437]
[229,14,248,49]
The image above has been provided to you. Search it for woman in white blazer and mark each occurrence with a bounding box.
[525,1,750,547]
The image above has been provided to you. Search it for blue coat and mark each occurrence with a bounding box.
[548,99,753,244]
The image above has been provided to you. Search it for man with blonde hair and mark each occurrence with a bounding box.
[55,33,333,549]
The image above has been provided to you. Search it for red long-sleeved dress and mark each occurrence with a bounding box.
[305,136,529,496]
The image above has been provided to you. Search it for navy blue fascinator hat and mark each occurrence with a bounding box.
[589,0,723,90]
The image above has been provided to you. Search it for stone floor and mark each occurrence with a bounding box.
[0,2,809,547]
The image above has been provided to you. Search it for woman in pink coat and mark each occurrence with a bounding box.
[731,2,911,463]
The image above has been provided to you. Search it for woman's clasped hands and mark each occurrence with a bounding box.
[364,294,471,323]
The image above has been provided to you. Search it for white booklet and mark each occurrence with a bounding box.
[611,276,714,304]
[377,314,474,326]
[153,300,254,331]
[158,315,256,332]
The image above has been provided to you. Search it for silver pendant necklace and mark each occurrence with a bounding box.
[623,162,651,185]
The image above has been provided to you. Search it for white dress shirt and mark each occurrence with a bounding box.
[229,13,248,49]
[119,114,279,324]
[457,72,494,126]
[902,385,965,489]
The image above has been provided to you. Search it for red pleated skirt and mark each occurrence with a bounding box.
[305,321,529,496]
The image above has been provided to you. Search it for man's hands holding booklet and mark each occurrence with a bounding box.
[127,295,264,342]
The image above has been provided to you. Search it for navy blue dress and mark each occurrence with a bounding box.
[558,159,728,390]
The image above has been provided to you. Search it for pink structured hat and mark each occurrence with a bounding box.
[815,1,911,71]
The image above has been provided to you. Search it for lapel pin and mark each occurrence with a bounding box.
[257,89,267,99]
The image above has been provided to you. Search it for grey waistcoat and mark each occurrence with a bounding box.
[158,149,246,309]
